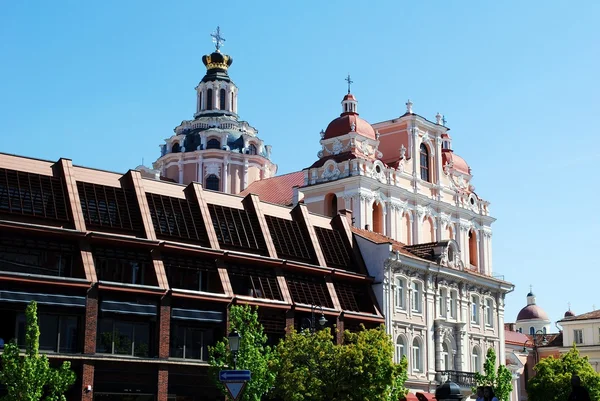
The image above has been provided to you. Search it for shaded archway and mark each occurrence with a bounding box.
[324,193,338,217]
[372,202,383,234]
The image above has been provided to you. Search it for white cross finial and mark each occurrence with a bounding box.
[435,112,442,125]
[406,99,413,114]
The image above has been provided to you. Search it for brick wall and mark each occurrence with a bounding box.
[84,286,98,354]
[157,366,169,401]
[158,295,171,359]
[81,362,94,401]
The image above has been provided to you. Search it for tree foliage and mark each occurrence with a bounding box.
[0,301,76,401]
[527,346,600,401]
[473,348,513,401]
[273,325,408,401]
[208,305,276,401]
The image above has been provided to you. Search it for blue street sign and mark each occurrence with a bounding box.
[219,370,251,382]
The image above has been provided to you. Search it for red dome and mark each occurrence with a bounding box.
[323,113,376,141]
[343,93,357,101]
[442,150,470,175]
[516,305,549,321]
[564,310,576,318]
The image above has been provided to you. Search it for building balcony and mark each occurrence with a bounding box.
[436,370,477,388]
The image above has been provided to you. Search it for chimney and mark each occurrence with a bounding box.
[338,209,353,226]
[292,186,299,206]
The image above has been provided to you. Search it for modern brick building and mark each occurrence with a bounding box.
[0,153,382,401]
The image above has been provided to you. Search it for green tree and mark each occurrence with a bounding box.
[0,301,76,401]
[273,325,408,401]
[473,348,513,401]
[527,346,600,401]
[208,305,276,401]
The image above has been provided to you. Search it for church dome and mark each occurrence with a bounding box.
[517,304,549,321]
[442,149,470,175]
[564,309,576,318]
[323,93,376,141]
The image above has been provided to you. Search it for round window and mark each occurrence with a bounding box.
[470,197,475,205]
[375,165,381,173]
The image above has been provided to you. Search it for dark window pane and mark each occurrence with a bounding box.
[185,328,204,360]
[171,325,185,358]
[133,323,149,357]
[16,313,26,348]
[39,314,58,352]
[97,319,114,353]
[113,321,133,355]
[206,139,220,150]
[59,316,78,353]
[205,175,219,191]
[219,89,226,110]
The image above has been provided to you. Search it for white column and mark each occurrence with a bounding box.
[196,92,201,113]
[222,158,229,193]
[413,212,420,244]
[435,136,443,185]
[177,160,184,184]
[497,294,506,368]
[201,88,206,110]
[243,160,249,190]
[487,232,494,275]
[197,157,203,185]
[233,89,238,113]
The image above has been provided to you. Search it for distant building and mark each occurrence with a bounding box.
[515,289,551,335]
[557,309,600,372]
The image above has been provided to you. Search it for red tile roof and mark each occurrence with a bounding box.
[559,309,600,322]
[239,171,305,206]
[505,329,530,345]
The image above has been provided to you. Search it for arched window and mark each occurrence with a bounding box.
[472,346,481,373]
[543,327,547,334]
[231,93,234,111]
[248,144,258,155]
[441,342,450,371]
[372,202,384,234]
[206,89,213,110]
[220,88,226,110]
[469,230,478,268]
[412,337,422,372]
[420,143,430,182]
[422,216,434,242]
[171,142,181,153]
[529,327,535,335]
[401,212,412,245]
[205,174,219,191]
[206,138,221,150]
[396,336,406,362]
[198,92,203,111]
[324,193,338,217]
[395,278,405,310]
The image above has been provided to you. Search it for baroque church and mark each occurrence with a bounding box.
[139,28,514,396]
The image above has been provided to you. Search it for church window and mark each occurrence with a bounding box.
[171,142,181,153]
[543,327,547,334]
[206,139,221,150]
[372,202,383,234]
[472,346,482,373]
[529,327,535,335]
[206,89,213,110]
[198,92,203,111]
[324,193,338,218]
[442,140,450,150]
[219,88,226,110]
[420,144,430,182]
[469,230,478,268]
[248,144,257,155]
[205,175,219,191]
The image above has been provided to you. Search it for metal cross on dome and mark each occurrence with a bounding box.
[211,26,226,51]
[345,74,353,94]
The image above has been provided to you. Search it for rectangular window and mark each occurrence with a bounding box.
[471,296,480,324]
[16,314,78,353]
[412,282,421,313]
[449,291,457,319]
[412,344,422,372]
[485,299,494,327]
[439,288,447,318]
[395,278,405,310]
[170,325,213,360]
[574,329,583,345]
[96,318,150,357]
[93,247,156,287]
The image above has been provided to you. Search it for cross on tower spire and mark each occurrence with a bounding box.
[442,115,447,126]
[529,284,533,293]
[345,74,353,94]
[211,26,226,52]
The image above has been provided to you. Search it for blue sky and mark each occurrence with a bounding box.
[1,1,598,326]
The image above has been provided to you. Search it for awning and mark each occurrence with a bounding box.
[0,290,86,308]
[416,392,436,401]
[171,308,223,323]
[100,300,157,316]
[401,393,419,401]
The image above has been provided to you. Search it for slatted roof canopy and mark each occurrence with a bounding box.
[0,168,69,223]
[77,182,143,235]
[265,215,316,264]
[335,280,375,314]
[285,272,333,309]
[208,204,268,255]
[227,263,282,300]
[146,193,210,247]
[314,226,356,271]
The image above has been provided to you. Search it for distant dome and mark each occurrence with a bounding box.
[564,310,576,318]
[323,93,377,141]
[517,304,549,321]
[442,150,470,175]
